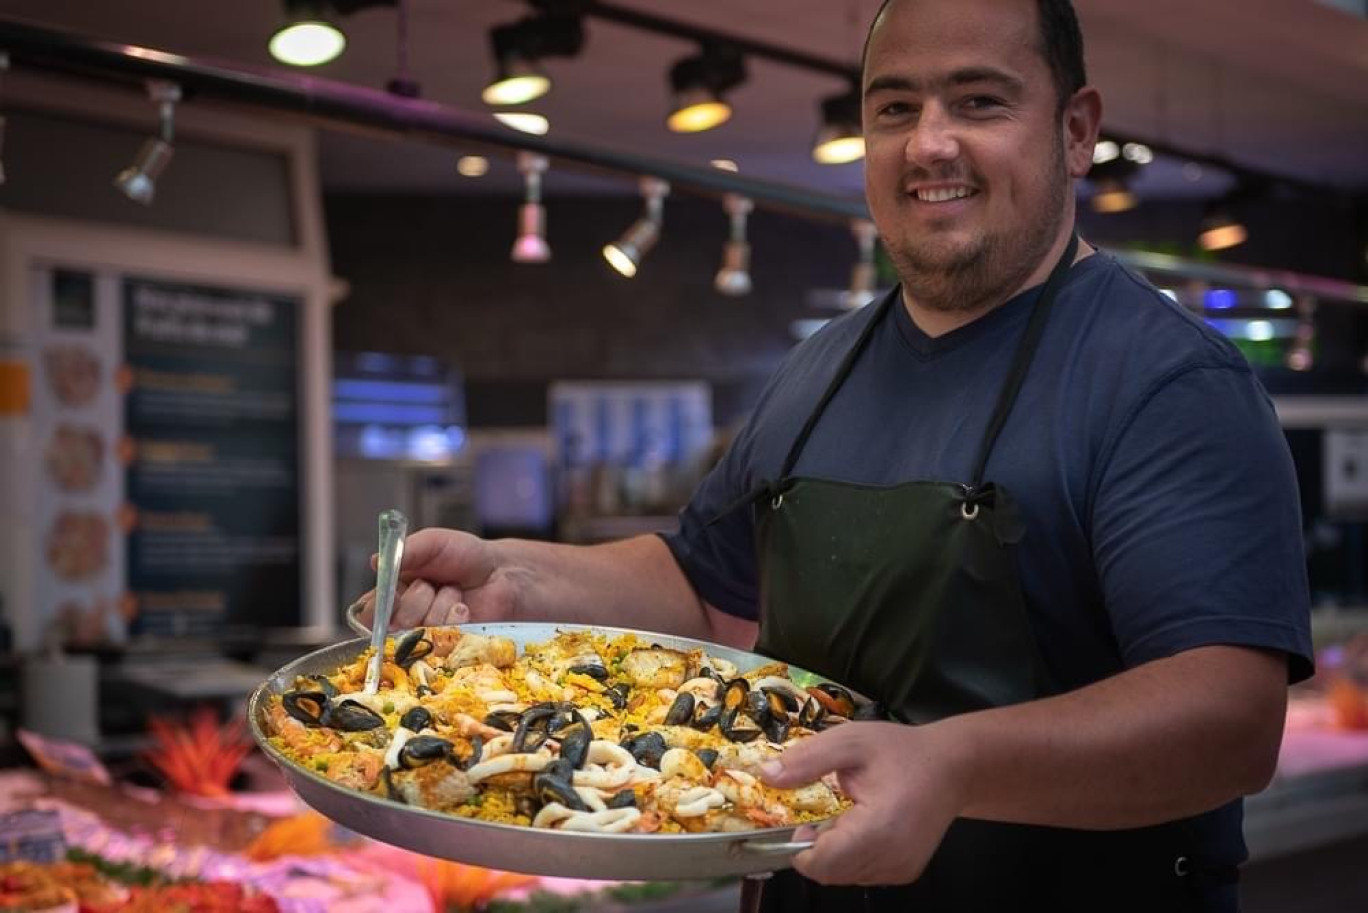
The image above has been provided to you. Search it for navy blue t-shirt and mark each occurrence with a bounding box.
[662,251,1314,871]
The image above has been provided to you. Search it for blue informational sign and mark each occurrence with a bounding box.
[122,277,301,636]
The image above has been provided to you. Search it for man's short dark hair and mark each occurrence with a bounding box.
[864,0,1088,113]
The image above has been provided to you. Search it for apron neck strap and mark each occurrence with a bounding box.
[967,231,1079,488]
[778,287,899,480]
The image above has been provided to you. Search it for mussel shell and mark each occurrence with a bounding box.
[745,690,772,724]
[534,763,590,812]
[323,699,386,732]
[307,676,338,698]
[399,735,454,769]
[605,683,631,710]
[515,795,539,820]
[455,735,484,771]
[694,748,719,770]
[664,692,696,726]
[722,679,750,713]
[484,709,523,732]
[808,682,857,719]
[380,767,404,803]
[394,628,435,668]
[400,706,434,733]
[720,708,763,743]
[621,730,668,769]
[763,715,790,744]
[691,703,723,732]
[606,789,638,809]
[797,696,827,730]
[567,663,610,682]
[512,706,558,753]
[557,712,593,769]
[762,686,800,716]
[282,691,329,728]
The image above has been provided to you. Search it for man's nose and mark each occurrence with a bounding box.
[904,104,960,167]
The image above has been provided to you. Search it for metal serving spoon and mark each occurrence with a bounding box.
[363,507,409,695]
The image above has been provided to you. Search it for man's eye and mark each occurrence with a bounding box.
[876,102,912,118]
[964,96,1004,111]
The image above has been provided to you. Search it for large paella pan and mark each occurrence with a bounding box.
[248,621,877,880]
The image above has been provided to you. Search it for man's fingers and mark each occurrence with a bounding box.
[761,725,868,787]
[791,806,879,886]
[394,578,435,628]
[429,586,468,625]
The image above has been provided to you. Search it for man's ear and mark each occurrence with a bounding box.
[1064,87,1103,180]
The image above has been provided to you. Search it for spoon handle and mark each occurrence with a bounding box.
[364,508,408,694]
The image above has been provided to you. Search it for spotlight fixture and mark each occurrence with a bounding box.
[511,152,551,264]
[845,220,879,309]
[714,194,753,297]
[667,44,745,134]
[812,85,863,165]
[456,155,489,177]
[270,0,347,66]
[1198,197,1247,251]
[482,11,584,107]
[494,112,550,135]
[114,80,181,206]
[604,177,670,278]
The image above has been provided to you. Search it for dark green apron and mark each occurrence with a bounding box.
[749,235,1234,911]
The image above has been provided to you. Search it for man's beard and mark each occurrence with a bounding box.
[885,140,1070,314]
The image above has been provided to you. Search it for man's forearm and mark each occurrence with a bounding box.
[939,645,1287,830]
[489,534,738,643]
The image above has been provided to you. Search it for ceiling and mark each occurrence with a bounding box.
[2,0,1367,203]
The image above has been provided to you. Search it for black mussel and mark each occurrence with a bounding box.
[394,628,435,668]
[512,705,558,753]
[399,735,454,769]
[745,690,772,724]
[484,709,523,732]
[557,712,594,769]
[605,683,631,711]
[534,762,590,812]
[763,715,790,744]
[530,700,577,713]
[700,666,726,683]
[664,692,696,726]
[515,795,539,820]
[415,684,435,698]
[621,731,668,769]
[694,748,719,770]
[620,722,639,735]
[691,703,723,732]
[282,690,329,727]
[722,679,750,714]
[567,663,610,682]
[380,767,404,803]
[324,699,386,732]
[453,735,484,771]
[307,675,339,698]
[808,683,857,719]
[854,699,886,722]
[721,709,763,743]
[762,687,800,716]
[797,696,827,730]
[400,706,434,733]
[606,789,638,809]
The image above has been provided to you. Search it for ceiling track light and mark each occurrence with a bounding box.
[1198,197,1248,252]
[511,152,551,264]
[714,194,753,297]
[483,10,585,107]
[667,43,745,134]
[269,0,394,67]
[813,84,863,165]
[604,177,670,278]
[845,220,879,309]
[1088,155,1141,214]
[115,80,181,206]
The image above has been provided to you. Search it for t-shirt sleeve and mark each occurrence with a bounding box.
[1091,364,1315,683]
[659,427,763,621]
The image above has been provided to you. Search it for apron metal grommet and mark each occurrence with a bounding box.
[961,502,979,521]
[771,494,784,510]
[1173,856,1189,877]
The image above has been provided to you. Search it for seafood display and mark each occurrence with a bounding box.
[262,625,879,836]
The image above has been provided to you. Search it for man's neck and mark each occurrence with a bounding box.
[902,236,1095,339]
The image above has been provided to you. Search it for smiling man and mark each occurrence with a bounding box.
[354,0,1313,909]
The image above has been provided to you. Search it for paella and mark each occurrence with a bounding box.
[262,625,879,836]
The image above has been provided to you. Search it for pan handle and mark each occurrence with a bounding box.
[346,600,371,637]
[736,838,816,857]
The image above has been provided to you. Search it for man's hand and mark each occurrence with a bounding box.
[761,721,970,886]
[350,528,517,628]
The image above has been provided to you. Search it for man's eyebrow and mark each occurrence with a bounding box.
[864,68,1024,99]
